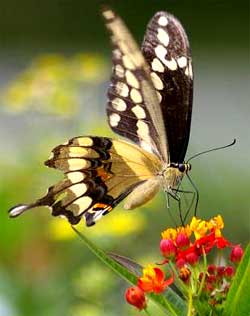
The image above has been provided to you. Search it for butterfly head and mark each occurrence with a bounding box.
[161,162,191,190]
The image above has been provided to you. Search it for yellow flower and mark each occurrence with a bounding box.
[190,216,209,240]
[176,224,192,238]
[161,227,177,241]
[208,215,224,237]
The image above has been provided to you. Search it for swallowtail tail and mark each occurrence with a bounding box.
[9,8,193,226]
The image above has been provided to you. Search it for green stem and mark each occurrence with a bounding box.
[197,248,207,297]
[144,308,151,316]
[187,289,193,316]
[162,296,178,316]
[169,262,189,296]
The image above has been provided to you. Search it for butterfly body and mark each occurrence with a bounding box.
[9,8,194,226]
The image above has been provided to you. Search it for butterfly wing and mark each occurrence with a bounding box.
[142,11,193,163]
[103,8,169,163]
[9,136,161,226]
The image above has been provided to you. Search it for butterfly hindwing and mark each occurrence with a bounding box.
[9,136,161,226]
[142,11,193,163]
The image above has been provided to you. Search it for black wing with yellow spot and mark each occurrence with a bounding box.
[9,136,160,226]
[142,11,193,163]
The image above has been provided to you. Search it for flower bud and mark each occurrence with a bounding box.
[176,258,186,268]
[186,252,199,265]
[217,266,225,277]
[176,233,190,249]
[230,245,244,263]
[207,264,217,275]
[224,266,235,278]
[125,286,146,310]
[160,239,176,259]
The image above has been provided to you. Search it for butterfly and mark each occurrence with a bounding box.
[9,8,193,227]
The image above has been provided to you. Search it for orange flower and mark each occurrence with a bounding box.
[138,265,174,294]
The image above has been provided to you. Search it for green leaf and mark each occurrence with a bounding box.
[72,227,187,316]
[223,244,250,316]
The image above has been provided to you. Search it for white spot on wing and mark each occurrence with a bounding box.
[155,45,178,71]
[73,196,92,215]
[157,28,169,47]
[125,70,139,89]
[114,64,125,78]
[103,10,115,20]
[189,61,193,79]
[155,45,167,61]
[158,16,168,26]
[156,91,162,102]
[140,140,153,153]
[67,171,85,183]
[130,88,142,103]
[136,120,149,138]
[150,72,164,90]
[112,98,127,111]
[113,49,122,59]
[151,58,164,73]
[177,56,187,68]
[109,113,121,127]
[115,82,129,97]
[165,58,178,71]
[70,183,88,197]
[132,105,146,119]
[122,55,135,70]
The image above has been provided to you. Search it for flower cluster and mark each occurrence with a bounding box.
[160,215,230,268]
[125,215,244,313]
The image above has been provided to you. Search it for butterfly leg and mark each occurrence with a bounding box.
[186,174,199,217]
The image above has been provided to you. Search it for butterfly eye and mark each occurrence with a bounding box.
[178,164,186,172]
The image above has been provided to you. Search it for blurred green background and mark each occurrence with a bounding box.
[0,1,249,315]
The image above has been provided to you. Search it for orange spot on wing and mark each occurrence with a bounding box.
[97,167,111,181]
[93,203,112,212]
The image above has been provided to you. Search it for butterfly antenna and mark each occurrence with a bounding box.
[187,138,236,163]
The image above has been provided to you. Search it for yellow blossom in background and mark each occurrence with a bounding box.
[2,53,108,116]
[48,210,146,241]
[72,53,108,83]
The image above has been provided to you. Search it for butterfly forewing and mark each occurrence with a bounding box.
[103,8,169,162]
[142,11,193,163]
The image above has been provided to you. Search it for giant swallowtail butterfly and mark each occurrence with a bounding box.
[9,8,193,226]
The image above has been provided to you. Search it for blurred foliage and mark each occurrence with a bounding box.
[1,53,108,116]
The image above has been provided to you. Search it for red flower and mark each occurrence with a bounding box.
[194,232,215,255]
[215,236,230,249]
[125,286,146,310]
[138,266,174,294]
[230,245,244,263]
[160,239,177,259]
[185,251,199,265]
